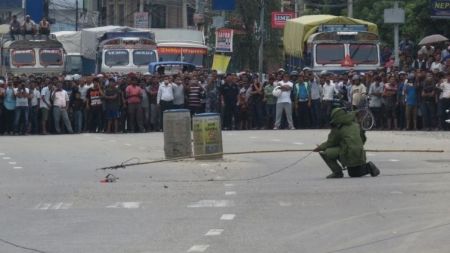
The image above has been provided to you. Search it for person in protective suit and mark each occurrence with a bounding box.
[313,107,380,178]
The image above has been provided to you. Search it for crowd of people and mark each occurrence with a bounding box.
[0,45,450,135]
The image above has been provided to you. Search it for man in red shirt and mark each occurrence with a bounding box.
[125,74,145,133]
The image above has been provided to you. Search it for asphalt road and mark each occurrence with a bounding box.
[1,130,450,253]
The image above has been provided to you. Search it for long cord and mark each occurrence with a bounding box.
[0,238,49,253]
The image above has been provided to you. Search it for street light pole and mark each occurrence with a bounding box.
[394,1,400,67]
[75,0,79,31]
[348,0,353,18]
[258,0,265,81]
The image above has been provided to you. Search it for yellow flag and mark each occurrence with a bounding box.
[212,54,231,74]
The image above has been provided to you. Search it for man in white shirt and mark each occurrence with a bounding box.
[321,74,338,126]
[273,73,295,130]
[438,73,450,130]
[52,82,73,134]
[350,75,367,108]
[157,76,174,130]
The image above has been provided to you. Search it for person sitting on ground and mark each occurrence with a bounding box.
[9,15,21,40]
[39,17,50,36]
[22,15,36,36]
[313,108,380,179]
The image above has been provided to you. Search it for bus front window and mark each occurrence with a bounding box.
[315,44,345,65]
[350,44,378,64]
[183,54,205,67]
[133,50,157,66]
[40,49,63,66]
[104,50,129,66]
[12,49,35,66]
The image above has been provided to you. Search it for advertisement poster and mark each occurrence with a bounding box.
[215,28,234,53]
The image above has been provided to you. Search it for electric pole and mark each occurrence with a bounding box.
[258,0,265,81]
[75,0,79,31]
[348,0,353,18]
[393,1,400,67]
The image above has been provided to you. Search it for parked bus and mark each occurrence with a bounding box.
[1,35,65,76]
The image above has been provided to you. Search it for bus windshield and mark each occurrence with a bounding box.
[133,50,157,66]
[183,54,204,67]
[315,44,345,65]
[12,49,35,66]
[158,53,182,62]
[350,44,378,64]
[40,49,63,66]
[104,50,129,66]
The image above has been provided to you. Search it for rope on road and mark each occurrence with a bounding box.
[97,148,445,171]
[0,238,48,253]
[96,148,445,183]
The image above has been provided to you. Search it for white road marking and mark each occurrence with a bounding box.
[388,159,400,162]
[292,142,304,145]
[13,167,23,170]
[271,139,281,142]
[188,200,234,208]
[224,183,234,187]
[34,202,72,210]
[8,162,17,165]
[199,163,209,167]
[249,136,258,139]
[279,201,293,207]
[124,143,132,146]
[187,245,209,252]
[225,191,236,196]
[220,214,236,220]
[0,153,5,156]
[2,157,11,160]
[106,202,141,209]
[205,229,224,236]
[390,191,403,194]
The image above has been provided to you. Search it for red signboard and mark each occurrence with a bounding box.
[158,47,207,55]
[271,12,295,29]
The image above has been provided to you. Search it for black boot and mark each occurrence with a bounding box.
[367,162,380,177]
[326,172,344,179]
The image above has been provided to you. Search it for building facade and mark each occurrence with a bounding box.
[83,0,196,28]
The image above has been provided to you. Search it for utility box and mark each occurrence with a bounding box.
[163,109,192,159]
[192,113,223,160]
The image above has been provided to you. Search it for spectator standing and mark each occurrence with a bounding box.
[404,76,418,130]
[368,76,384,129]
[104,80,121,133]
[397,72,408,130]
[350,75,367,108]
[70,91,84,133]
[9,15,21,40]
[13,82,30,135]
[157,76,174,130]
[437,73,450,130]
[140,81,151,131]
[205,71,221,113]
[321,74,338,127]
[186,79,204,116]
[3,81,16,135]
[430,55,444,73]
[148,77,160,131]
[273,73,295,130]
[263,76,277,129]
[125,75,145,133]
[295,72,311,129]
[52,82,73,134]
[249,78,264,129]
[39,80,53,134]
[411,54,427,71]
[308,72,322,129]
[383,76,398,130]
[421,79,436,131]
[220,75,239,130]
[29,81,41,134]
[0,80,5,134]
[172,76,185,109]
[86,78,103,133]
